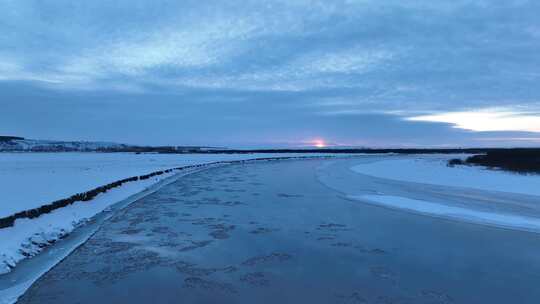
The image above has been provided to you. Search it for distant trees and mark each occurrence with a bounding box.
[447,149,540,174]
[0,136,24,141]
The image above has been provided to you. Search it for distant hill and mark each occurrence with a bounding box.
[0,137,219,153]
[0,137,129,152]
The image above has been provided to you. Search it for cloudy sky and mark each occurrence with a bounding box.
[1,0,540,147]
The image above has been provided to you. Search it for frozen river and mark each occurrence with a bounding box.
[16,158,540,303]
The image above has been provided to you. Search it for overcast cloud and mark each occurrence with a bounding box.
[1,0,539,147]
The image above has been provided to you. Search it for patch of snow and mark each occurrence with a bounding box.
[349,194,540,233]
[0,281,33,304]
[350,157,540,196]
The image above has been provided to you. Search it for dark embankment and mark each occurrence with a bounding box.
[448,149,540,174]
[0,136,24,141]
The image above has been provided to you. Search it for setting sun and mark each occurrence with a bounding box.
[313,139,326,148]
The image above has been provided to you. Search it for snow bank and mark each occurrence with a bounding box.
[350,195,540,233]
[0,173,175,274]
[350,157,540,196]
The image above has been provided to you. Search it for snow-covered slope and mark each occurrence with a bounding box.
[0,139,128,152]
[0,174,173,274]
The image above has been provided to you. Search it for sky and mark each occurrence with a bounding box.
[1,0,540,148]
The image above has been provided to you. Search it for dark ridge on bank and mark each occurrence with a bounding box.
[0,136,24,142]
[448,149,540,174]
[0,156,330,229]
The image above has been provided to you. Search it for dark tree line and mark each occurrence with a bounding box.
[448,149,540,174]
[0,136,24,142]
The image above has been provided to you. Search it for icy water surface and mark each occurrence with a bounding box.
[18,159,540,303]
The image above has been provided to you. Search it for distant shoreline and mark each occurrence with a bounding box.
[3,147,539,154]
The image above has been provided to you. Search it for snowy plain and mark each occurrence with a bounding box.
[0,152,339,276]
[350,156,540,197]
[339,155,540,234]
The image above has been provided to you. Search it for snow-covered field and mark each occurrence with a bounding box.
[0,152,337,275]
[337,155,540,233]
[350,156,540,196]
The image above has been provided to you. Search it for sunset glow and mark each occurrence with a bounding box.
[313,139,326,148]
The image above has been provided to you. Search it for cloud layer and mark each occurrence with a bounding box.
[1,0,539,146]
